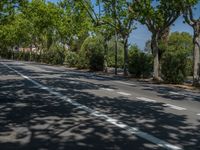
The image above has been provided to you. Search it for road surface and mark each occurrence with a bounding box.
[0,59,200,150]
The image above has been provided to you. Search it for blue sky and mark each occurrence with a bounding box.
[48,0,199,50]
[129,17,194,49]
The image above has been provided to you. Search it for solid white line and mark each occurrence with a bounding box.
[117,91,131,96]
[114,81,135,86]
[1,62,182,150]
[163,104,186,111]
[100,88,114,92]
[136,97,156,103]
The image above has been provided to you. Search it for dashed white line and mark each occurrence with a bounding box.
[100,88,115,92]
[114,81,135,86]
[169,92,185,96]
[163,104,187,111]
[117,91,131,96]
[197,113,200,116]
[69,81,79,84]
[136,97,156,103]
[1,62,183,150]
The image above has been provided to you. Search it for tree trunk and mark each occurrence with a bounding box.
[193,22,200,86]
[151,34,160,80]
[103,39,108,73]
[114,29,118,75]
[123,37,129,76]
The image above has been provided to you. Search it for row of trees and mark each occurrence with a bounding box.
[0,0,200,85]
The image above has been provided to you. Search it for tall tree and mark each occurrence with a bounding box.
[23,0,63,51]
[59,0,92,51]
[183,0,200,85]
[167,32,193,54]
[130,0,186,80]
[0,0,27,24]
[79,0,118,74]
[101,0,136,76]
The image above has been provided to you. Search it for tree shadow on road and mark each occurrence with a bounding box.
[140,83,200,102]
[0,63,200,150]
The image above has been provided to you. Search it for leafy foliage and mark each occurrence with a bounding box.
[128,45,153,78]
[78,35,105,71]
[107,37,124,68]
[129,0,196,79]
[161,52,188,84]
[42,44,65,65]
[64,50,78,67]
[167,32,193,76]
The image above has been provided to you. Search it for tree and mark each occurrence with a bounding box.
[22,0,63,52]
[101,0,136,76]
[79,0,119,74]
[144,40,151,53]
[167,32,193,55]
[0,0,27,25]
[166,32,193,77]
[183,0,200,85]
[79,0,136,75]
[0,0,28,57]
[130,0,188,80]
[58,0,92,52]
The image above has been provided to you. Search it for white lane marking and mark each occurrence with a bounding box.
[169,92,185,96]
[114,81,135,86]
[136,97,156,103]
[197,113,200,116]
[1,62,183,150]
[69,81,79,84]
[117,92,131,96]
[163,104,187,111]
[100,88,114,92]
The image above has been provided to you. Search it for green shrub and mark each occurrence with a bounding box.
[186,58,193,76]
[128,48,153,78]
[42,45,65,65]
[0,49,12,59]
[76,50,88,69]
[89,51,104,71]
[78,35,105,71]
[64,51,78,67]
[161,52,187,84]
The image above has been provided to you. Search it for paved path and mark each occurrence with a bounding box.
[0,59,200,150]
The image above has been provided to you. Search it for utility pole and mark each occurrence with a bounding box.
[114,0,118,75]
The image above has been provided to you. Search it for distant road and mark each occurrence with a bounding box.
[0,59,200,150]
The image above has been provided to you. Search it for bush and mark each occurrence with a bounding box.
[78,35,104,71]
[161,52,187,84]
[186,58,193,76]
[64,51,78,67]
[128,48,153,78]
[9,51,31,61]
[30,52,41,62]
[0,49,12,59]
[42,45,65,65]
[89,51,104,71]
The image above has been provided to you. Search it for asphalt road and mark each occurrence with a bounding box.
[0,59,200,150]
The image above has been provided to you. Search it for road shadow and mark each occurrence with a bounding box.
[140,83,200,102]
[0,62,200,150]
[0,64,161,150]
[39,76,200,150]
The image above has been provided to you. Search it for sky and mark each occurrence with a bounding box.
[47,0,199,50]
[129,17,194,50]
